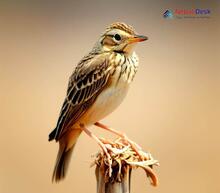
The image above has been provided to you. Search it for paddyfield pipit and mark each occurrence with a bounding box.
[49,22,148,182]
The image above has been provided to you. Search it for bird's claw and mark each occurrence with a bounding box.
[119,135,146,160]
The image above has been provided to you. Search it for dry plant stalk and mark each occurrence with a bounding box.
[91,138,159,193]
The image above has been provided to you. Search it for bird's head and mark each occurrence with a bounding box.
[97,22,148,54]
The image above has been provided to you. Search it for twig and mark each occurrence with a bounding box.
[92,138,159,193]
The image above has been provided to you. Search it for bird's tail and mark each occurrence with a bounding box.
[52,129,82,182]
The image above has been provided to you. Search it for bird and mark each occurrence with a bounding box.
[48,22,148,182]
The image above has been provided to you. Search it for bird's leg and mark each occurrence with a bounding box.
[94,122,144,159]
[79,124,113,175]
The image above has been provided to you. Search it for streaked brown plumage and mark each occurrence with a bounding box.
[49,22,148,182]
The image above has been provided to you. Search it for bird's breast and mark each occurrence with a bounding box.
[81,52,139,126]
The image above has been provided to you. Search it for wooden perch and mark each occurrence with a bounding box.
[91,138,159,193]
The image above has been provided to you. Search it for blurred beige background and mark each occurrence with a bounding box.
[0,1,220,193]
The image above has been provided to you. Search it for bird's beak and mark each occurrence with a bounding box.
[128,35,148,44]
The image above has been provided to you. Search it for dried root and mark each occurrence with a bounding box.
[91,137,159,187]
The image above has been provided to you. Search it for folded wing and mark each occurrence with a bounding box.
[49,54,112,141]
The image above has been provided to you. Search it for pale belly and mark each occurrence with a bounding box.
[83,84,129,126]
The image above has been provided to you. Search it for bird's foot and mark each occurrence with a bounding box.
[95,122,147,160]
[119,134,147,160]
[99,138,130,155]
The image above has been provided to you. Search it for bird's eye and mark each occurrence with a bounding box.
[114,34,121,41]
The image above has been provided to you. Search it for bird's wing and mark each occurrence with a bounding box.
[49,53,112,141]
